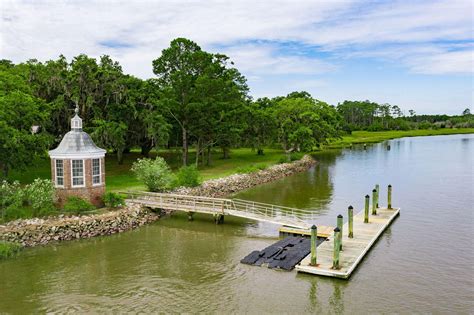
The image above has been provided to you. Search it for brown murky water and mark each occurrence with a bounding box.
[1,134,473,313]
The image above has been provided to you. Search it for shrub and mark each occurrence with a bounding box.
[131,157,175,192]
[0,180,23,208]
[0,241,22,259]
[103,192,125,208]
[236,163,267,174]
[175,165,201,187]
[289,152,304,161]
[63,196,95,214]
[24,179,56,216]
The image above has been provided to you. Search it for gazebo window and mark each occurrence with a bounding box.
[92,158,101,185]
[71,160,84,187]
[55,160,64,186]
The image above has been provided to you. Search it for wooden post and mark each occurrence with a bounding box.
[372,189,377,215]
[332,227,340,269]
[310,225,317,266]
[375,184,379,208]
[188,212,194,221]
[337,214,343,250]
[364,194,369,223]
[364,144,367,150]
[348,206,353,238]
[388,184,392,209]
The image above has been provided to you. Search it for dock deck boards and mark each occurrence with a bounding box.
[296,206,400,279]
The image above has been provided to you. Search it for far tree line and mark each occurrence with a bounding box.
[0,38,472,177]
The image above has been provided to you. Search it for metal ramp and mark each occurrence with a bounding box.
[123,191,313,229]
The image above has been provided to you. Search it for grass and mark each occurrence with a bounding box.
[7,128,474,192]
[326,128,474,149]
[0,241,22,259]
[8,148,288,192]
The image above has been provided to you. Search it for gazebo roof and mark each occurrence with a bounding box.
[48,107,106,159]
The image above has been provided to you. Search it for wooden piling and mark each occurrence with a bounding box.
[364,195,369,223]
[388,184,392,209]
[372,189,377,215]
[310,225,317,266]
[348,206,353,238]
[375,184,380,208]
[332,227,341,269]
[337,214,343,250]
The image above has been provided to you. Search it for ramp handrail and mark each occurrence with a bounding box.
[121,191,313,229]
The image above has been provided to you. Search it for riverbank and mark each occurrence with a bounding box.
[0,203,158,247]
[326,128,474,149]
[0,155,316,248]
[174,154,316,197]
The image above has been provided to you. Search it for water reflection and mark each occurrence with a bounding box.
[234,150,340,214]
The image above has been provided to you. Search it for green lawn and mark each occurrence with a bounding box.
[326,128,474,149]
[8,128,474,191]
[8,148,288,192]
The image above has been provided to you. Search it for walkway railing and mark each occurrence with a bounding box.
[123,191,313,229]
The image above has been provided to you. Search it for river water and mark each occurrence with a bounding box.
[1,134,473,313]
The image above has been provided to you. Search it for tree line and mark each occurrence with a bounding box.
[0,37,472,177]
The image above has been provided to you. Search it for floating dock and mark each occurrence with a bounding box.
[241,236,326,270]
[279,225,333,238]
[296,206,400,279]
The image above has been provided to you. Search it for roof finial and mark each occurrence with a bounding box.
[74,104,79,115]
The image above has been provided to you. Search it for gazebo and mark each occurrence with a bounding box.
[48,107,106,207]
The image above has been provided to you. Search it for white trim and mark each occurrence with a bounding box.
[92,158,101,186]
[71,159,85,188]
[49,152,105,159]
[54,159,64,188]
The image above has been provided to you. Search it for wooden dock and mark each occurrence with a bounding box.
[296,206,400,279]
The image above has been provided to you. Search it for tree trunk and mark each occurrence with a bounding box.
[222,147,230,159]
[182,127,188,166]
[117,149,124,165]
[141,143,152,157]
[195,138,201,167]
[207,146,212,166]
[257,148,264,155]
[2,164,8,178]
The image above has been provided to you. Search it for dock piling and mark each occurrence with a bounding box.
[375,184,380,208]
[388,184,392,209]
[332,227,341,269]
[348,206,353,238]
[337,214,343,250]
[364,195,369,223]
[310,225,317,266]
[372,189,377,215]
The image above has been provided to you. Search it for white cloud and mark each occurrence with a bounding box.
[0,0,472,112]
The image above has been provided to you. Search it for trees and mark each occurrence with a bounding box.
[153,38,248,166]
[273,94,342,156]
[462,108,471,116]
[245,98,277,155]
[0,64,51,177]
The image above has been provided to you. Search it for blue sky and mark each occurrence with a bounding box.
[1,0,472,114]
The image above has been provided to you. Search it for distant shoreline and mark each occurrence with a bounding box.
[325,128,474,149]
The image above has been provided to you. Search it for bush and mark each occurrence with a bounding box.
[0,180,23,214]
[131,157,175,192]
[24,179,56,216]
[175,165,201,187]
[63,196,95,214]
[289,152,304,161]
[236,163,268,174]
[103,192,125,208]
[0,241,22,259]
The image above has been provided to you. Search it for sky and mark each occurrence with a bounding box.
[1,0,473,115]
